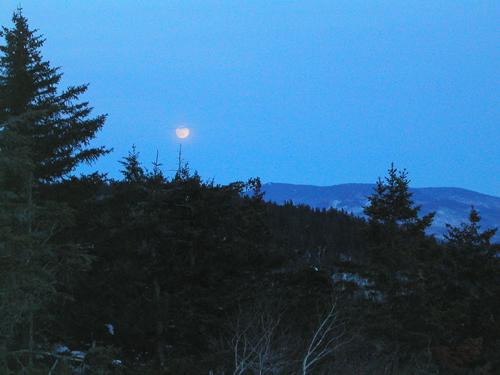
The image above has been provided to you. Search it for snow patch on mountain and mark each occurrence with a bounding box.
[262,183,500,242]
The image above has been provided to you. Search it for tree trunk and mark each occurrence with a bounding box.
[154,280,167,368]
[28,311,34,366]
[0,337,8,374]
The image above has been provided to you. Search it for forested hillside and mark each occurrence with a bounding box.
[262,183,500,242]
[1,10,499,375]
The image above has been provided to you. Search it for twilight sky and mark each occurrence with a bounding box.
[1,1,499,195]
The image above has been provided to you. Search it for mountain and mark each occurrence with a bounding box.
[262,183,500,242]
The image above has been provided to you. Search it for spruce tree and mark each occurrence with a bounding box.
[0,113,60,371]
[364,163,434,238]
[0,9,107,370]
[0,8,108,183]
[340,165,437,369]
[439,209,500,358]
[119,145,146,183]
[445,206,497,248]
[361,164,435,286]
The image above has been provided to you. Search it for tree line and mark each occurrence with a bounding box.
[1,9,499,375]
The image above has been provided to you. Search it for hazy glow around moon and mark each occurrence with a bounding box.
[175,127,190,139]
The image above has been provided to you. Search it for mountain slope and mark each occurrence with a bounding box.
[262,183,500,241]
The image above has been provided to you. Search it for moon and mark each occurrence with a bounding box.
[175,127,190,139]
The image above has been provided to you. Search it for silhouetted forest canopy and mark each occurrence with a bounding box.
[1,10,499,375]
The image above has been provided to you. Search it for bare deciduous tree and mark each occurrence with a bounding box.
[225,304,288,375]
[301,302,346,375]
[211,299,349,375]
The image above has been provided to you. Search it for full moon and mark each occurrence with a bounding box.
[175,127,190,139]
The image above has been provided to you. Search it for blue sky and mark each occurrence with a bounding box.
[1,1,499,195]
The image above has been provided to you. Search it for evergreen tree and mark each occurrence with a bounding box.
[119,145,146,183]
[0,9,107,371]
[445,206,497,249]
[0,113,62,371]
[338,165,438,371]
[0,8,108,183]
[361,164,435,284]
[364,163,434,239]
[440,208,500,344]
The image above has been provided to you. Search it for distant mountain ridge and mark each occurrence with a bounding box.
[262,183,500,242]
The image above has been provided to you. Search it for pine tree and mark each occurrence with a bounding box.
[360,164,435,293]
[0,114,60,371]
[439,209,500,356]
[119,145,146,183]
[338,165,438,369]
[364,163,434,239]
[445,206,497,249]
[0,9,107,370]
[0,8,108,183]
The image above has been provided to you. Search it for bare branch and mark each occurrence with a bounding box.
[301,302,347,375]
